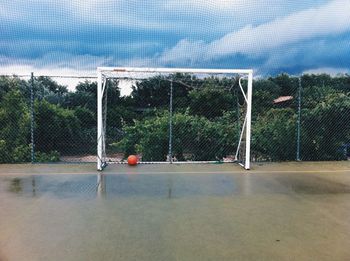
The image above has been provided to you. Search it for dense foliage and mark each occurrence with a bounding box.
[0,72,349,163]
[116,110,237,161]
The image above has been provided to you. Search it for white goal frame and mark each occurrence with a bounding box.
[97,67,253,170]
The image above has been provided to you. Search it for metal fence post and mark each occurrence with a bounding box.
[296,76,302,161]
[30,72,35,163]
[236,89,241,144]
[168,80,173,163]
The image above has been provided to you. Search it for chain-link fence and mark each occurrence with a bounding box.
[251,74,350,161]
[0,73,349,164]
[0,74,97,163]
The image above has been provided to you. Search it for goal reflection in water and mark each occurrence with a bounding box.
[4,172,238,200]
[6,174,108,199]
[97,173,106,198]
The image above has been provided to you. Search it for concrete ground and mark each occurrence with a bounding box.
[0,162,349,261]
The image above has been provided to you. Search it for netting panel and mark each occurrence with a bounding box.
[97,69,252,169]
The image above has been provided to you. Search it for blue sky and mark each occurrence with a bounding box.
[1,0,350,83]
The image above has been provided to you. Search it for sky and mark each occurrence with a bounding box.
[1,0,350,88]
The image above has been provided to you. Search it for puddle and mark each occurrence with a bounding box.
[1,174,238,199]
[1,172,350,260]
[275,175,350,194]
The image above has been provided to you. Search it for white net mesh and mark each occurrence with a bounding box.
[98,69,252,169]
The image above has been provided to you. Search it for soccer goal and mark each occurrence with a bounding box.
[97,67,253,170]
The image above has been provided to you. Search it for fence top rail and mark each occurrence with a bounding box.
[97,67,253,76]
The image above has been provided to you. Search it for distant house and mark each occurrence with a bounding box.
[273,96,293,107]
[273,96,293,104]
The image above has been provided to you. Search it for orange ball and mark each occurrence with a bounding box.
[127,155,138,166]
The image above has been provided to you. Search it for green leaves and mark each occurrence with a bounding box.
[253,108,297,161]
[0,90,30,162]
[188,87,234,119]
[116,111,236,161]
[34,100,84,154]
[0,73,349,163]
[301,92,350,160]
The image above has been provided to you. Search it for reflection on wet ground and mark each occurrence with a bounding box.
[1,170,350,261]
[275,174,350,194]
[3,172,350,199]
[2,174,239,199]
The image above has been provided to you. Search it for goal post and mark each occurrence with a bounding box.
[97,70,104,171]
[97,67,253,170]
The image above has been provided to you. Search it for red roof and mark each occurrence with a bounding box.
[273,96,293,104]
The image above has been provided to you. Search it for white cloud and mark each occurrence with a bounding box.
[209,0,350,57]
[2,0,327,37]
[303,67,349,76]
[161,0,261,12]
[1,0,348,77]
[0,52,112,90]
[158,39,207,66]
[156,0,350,64]
[33,52,114,70]
[0,3,26,19]
[259,36,350,74]
[66,0,172,30]
[0,64,96,90]
[118,80,135,97]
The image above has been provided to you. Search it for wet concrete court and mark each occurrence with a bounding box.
[0,162,350,260]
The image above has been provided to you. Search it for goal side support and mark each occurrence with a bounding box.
[97,71,104,171]
[245,71,253,170]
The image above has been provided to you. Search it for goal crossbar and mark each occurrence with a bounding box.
[98,67,253,75]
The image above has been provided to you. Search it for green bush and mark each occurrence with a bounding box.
[0,90,31,163]
[188,87,234,119]
[0,140,10,163]
[115,111,237,161]
[35,100,84,154]
[252,108,297,161]
[35,151,60,162]
[13,145,31,162]
[301,92,350,160]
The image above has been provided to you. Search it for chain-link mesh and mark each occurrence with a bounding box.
[0,73,349,164]
[32,76,98,163]
[171,75,237,162]
[251,74,350,162]
[0,75,32,163]
[299,75,350,161]
[0,74,98,163]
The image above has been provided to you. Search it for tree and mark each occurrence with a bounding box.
[63,80,98,111]
[0,90,30,162]
[33,76,68,104]
[0,76,11,101]
[269,73,298,96]
[36,76,68,95]
[301,92,350,160]
[130,74,195,111]
[0,76,29,103]
[301,84,337,109]
[34,100,84,154]
[252,108,297,161]
[252,79,281,116]
[301,74,332,89]
[188,87,235,119]
[116,111,237,161]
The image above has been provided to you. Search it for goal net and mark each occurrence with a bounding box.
[97,67,253,170]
